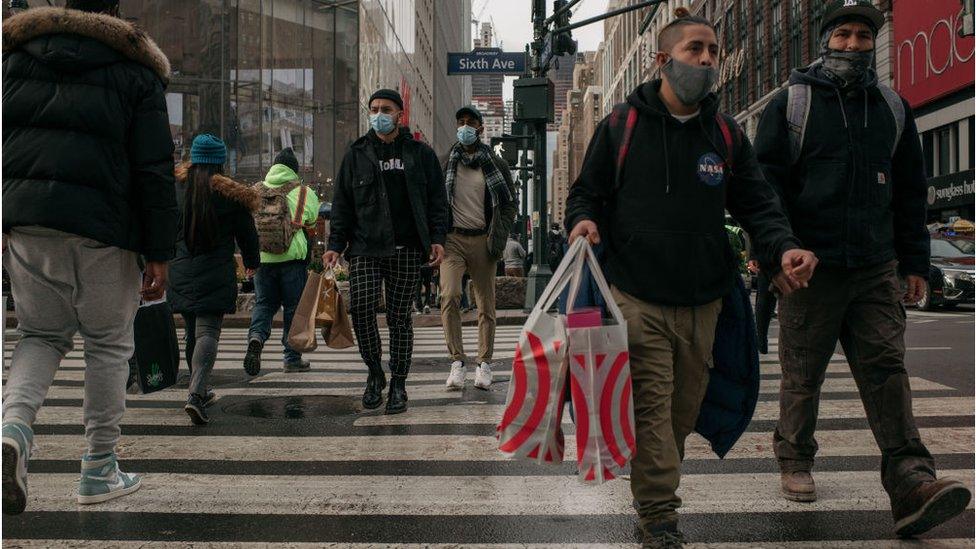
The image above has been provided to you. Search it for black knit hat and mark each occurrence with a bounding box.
[273,147,300,174]
[368,89,404,110]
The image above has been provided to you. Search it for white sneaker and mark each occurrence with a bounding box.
[446,361,465,390]
[474,362,493,390]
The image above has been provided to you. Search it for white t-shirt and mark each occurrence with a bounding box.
[671,110,701,123]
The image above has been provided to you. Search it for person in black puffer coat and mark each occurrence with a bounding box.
[168,134,260,425]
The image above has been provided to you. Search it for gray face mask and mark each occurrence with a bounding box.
[661,57,717,106]
[821,49,875,88]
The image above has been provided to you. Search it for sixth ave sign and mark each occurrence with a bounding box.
[448,48,527,75]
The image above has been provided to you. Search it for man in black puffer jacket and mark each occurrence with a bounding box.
[1,0,177,513]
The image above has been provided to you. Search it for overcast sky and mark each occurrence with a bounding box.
[478,0,611,100]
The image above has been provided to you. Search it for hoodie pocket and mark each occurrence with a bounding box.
[621,230,731,301]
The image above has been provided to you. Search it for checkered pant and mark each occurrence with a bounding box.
[348,248,422,377]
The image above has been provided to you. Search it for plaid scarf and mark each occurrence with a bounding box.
[445,143,513,208]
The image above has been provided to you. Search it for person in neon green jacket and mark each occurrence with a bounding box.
[244,148,319,375]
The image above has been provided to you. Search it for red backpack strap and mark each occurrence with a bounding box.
[714,113,736,173]
[608,105,638,191]
[292,184,308,227]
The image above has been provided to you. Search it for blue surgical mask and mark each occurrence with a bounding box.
[457,125,479,146]
[369,113,396,135]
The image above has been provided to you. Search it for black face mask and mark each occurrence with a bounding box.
[821,49,875,88]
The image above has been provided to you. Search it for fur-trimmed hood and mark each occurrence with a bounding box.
[2,7,170,84]
[175,163,260,212]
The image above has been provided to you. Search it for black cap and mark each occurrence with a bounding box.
[274,147,300,174]
[456,105,484,125]
[368,89,404,110]
[821,0,885,34]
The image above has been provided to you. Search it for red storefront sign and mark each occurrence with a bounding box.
[399,76,412,127]
[893,0,975,108]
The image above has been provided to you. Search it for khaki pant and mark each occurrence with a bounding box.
[775,260,935,501]
[440,233,496,363]
[613,287,722,530]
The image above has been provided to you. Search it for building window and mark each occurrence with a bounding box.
[755,0,765,99]
[937,126,952,176]
[772,0,783,84]
[923,131,935,178]
[790,0,802,68]
[969,116,975,170]
[739,0,749,107]
[810,1,827,63]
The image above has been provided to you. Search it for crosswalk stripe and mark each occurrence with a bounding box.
[32,375,952,401]
[26,427,973,462]
[350,397,975,427]
[17,470,974,516]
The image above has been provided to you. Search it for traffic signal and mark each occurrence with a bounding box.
[552,0,578,56]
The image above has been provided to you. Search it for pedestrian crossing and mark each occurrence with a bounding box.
[2,323,973,547]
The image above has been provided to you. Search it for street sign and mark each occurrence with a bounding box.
[447,48,527,75]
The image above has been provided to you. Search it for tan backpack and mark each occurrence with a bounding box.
[254,181,308,255]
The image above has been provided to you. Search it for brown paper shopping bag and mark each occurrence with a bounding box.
[322,289,355,349]
[287,270,323,353]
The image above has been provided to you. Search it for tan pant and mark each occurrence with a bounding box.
[440,233,496,363]
[613,286,722,530]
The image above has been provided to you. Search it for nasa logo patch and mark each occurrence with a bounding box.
[697,152,725,187]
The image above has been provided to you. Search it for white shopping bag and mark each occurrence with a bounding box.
[565,241,636,484]
[497,237,589,464]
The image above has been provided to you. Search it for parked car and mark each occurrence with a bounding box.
[916,234,975,311]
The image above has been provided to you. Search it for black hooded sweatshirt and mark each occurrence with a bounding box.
[565,80,800,306]
[753,65,930,277]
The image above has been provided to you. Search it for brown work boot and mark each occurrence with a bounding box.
[641,520,685,548]
[781,471,817,502]
[893,479,972,537]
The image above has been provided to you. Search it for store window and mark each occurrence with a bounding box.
[937,126,952,176]
[923,132,934,178]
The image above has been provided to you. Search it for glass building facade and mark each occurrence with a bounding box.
[122,0,361,189]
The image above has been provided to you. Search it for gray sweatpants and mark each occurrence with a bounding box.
[182,313,224,397]
[3,226,141,454]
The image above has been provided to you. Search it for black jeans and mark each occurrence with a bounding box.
[774,261,935,503]
[755,271,777,353]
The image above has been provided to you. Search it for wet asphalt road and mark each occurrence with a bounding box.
[2,306,973,548]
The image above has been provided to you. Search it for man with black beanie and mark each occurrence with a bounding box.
[754,0,971,536]
[325,89,449,415]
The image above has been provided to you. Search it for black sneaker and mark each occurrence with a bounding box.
[385,376,408,415]
[243,339,263,376]
[283,359,311,373]
[184,394,210,425]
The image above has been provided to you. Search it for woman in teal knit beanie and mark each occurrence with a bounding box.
[169,133,261,424]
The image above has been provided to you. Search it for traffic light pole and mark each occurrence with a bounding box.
[521,0,664,311]
[522,0,552,312]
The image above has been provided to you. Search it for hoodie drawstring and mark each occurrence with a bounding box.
[863,89,869,129]
[834,88,850,129]
[661,120,671,194]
